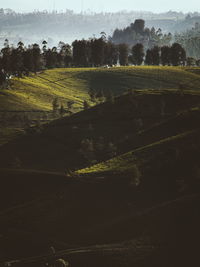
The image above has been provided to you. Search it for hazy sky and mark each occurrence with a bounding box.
[1,0,200,13]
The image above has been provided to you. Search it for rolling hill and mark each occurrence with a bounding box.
[0,89,200,172]
[1,66,200,147]
[1,66,200,112]
[1,66,200,266]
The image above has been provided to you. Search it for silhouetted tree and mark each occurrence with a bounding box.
[61,43,72,67]
[161,46,171,66]
[131,43,144,65]
[1,39,11,75]
[32,43,42,73]
[104,41,118,66]
[45,46,58,68]
[145,49,153,65]
[170,43,186,66]
[0,70,6,85]
[23,47,34,74]
[10,42,25,77]
[72,39,91,67]
[118,43,129,66]
[91,37,105,66]
[151,46,160,65]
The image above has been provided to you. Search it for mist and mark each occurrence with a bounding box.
[1,0,200,13]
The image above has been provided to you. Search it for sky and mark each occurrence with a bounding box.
[0,0,200,13]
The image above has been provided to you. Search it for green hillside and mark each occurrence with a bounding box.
[0,68,91,111]
[1,66,200,111]
[1,66,200,146]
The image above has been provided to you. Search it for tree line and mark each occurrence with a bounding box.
[0,35,187,85]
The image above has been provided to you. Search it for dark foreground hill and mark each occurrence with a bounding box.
[0,142,200,266]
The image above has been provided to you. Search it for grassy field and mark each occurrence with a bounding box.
[1,66,200,111]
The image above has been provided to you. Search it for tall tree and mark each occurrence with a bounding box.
[1,39,11,76]
[151,46,160,65]
[170,43,186,66]
[91,38,105,66]
[161,46,171,66]
[32,43,42,73]
[72,40,90,67]
[131,43,144,65]
[10,41,25,76]
[23,46,34,74]
[145,49,153,65]
[104,42,118,66]
[118,43,129,66]
[0,65,6,85]
[60,43,72,67]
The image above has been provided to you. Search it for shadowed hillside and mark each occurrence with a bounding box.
[0,128,200,265]
[0,90,200,172]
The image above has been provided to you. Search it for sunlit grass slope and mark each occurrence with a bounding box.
[0,69,91,111]
[1,66,200,111]
[77,128,200,176]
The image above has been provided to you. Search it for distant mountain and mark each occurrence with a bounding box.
[0,9,200,46]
